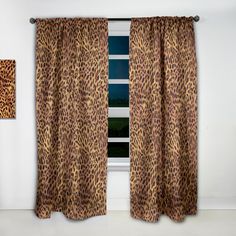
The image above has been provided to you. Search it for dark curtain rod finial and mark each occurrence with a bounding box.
[193,15,200,22]
[29,15,200,24]
[30,18,36,24]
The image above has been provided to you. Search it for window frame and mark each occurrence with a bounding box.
[108,21,131,171]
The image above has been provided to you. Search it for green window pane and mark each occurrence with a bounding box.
[108,118,129,137]
[108,142,129,157]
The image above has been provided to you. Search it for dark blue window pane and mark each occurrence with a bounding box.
[109,36,129,55]
[108,118,129,137]
[109,60,129,79]
[108,142,129,157]
[109,84,129,107]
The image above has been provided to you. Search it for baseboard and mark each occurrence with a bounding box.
[107,198,130,211]
[198,197,236,209]
[107,197,236,210]
[1,197,236,210]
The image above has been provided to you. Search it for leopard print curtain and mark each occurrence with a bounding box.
[35,18,108,219]
[0,60,15,118]
[129,17,198,222]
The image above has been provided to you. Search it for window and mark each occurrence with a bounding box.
[108,21,130,171]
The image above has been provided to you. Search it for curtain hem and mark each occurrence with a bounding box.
[35,207,106,220]
[130,206,197,222]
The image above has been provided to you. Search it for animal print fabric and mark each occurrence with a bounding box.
[35,18,108,220]
[129,17,198,222]
[0,60,16,118]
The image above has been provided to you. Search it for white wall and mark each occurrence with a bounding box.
[0,0,236,210]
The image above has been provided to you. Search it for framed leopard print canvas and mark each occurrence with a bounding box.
[0,60,16,118]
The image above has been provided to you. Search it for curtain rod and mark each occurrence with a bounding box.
[29,15,200,24]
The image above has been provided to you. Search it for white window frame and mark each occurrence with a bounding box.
[108,21,131,171]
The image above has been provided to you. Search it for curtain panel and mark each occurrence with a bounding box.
[35,18,108,219]
[129,17,198,222]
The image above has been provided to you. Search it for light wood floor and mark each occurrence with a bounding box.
[0,210,236,236]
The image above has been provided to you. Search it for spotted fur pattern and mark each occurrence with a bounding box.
[35,18,108,220]
[129,17,198,222]
[0,60,16,118]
